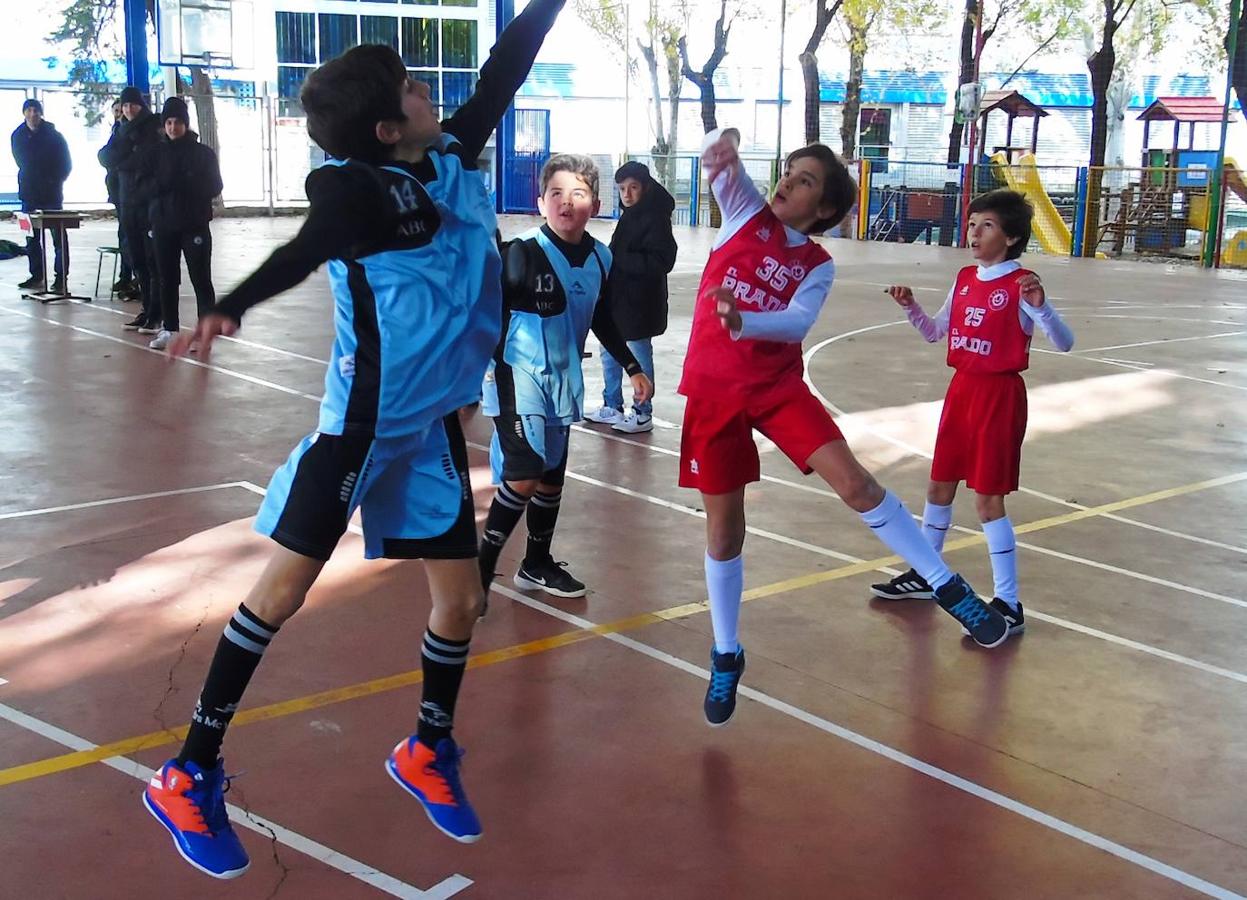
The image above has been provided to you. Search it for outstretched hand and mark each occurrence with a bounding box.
[168,312,238,360]
[702,130,740,185]
[885,285,916,307]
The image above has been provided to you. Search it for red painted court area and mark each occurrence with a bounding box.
[2,217,1247,898]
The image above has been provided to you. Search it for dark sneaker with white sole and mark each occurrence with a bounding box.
[513,557,587,598]
[934,574,1008,648]
[869,568,934,600]
[704,646,746,726]
[959,599,1025,637]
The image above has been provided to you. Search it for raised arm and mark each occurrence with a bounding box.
[442,0,566,160]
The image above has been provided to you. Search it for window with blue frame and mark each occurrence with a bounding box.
[275,12,316,64]
[441,19,476,68]
[442,71,477,117]
[401,17,438,67]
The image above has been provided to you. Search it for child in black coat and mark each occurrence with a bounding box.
[583,161,677,433]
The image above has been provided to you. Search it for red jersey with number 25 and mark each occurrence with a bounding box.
[947,265,1033,374]
[679,207,832,399]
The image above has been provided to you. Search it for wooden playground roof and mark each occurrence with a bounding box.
[1137,96,1237,123]
[980,90,1048,118]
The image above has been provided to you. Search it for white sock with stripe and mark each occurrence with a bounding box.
[922,501,953,553]
[983,517,1019,609]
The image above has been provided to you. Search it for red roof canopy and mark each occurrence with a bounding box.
[1137,96,1238,123]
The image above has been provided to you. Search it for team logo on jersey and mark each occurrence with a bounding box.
[959,285,970,295]
[790,263,806,281]
[756,225,772,242]
[988,288,1009,310]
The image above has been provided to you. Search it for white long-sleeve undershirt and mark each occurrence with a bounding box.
[904,259,1075,352]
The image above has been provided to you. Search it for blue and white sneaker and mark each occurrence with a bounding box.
[935,575,1009,647]
[143,758,250,879]
[704,646,746,726]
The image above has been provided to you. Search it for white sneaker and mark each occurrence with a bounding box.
[612,412,653,433]
[584,405,624,425]
[148,329,173,350]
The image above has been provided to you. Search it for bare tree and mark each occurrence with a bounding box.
[677,0,734,134]
[799,0,844,145]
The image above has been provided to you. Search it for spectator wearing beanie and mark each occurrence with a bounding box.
[99,86,164,334]
[583,161,677,433]
[138,96,223,351]
[10,98,72,293]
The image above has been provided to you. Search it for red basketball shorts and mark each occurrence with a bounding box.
[930,370,1028,495]
[679,378,844,494]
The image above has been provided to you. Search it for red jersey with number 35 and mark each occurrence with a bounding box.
[947,265,1033,374]
[679,207,832,399]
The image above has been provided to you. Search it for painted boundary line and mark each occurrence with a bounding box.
[0,482,248,521]
[0,701,470,899]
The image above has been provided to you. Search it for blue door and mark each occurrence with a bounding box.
[503,108,551,213]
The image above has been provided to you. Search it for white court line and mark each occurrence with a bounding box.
[1076,330,1247,355]
[0,679,8,687]
[0,702,471,899]
[0,482,247,521]
[13,310,1247,675]
[0,306,323,402]
[488,584,1245,900]
[58,296,329,365]
[1036,350,1247,394]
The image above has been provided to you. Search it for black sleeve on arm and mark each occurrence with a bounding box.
[590,284,641,375]
[213,166,389,322]
[442,0,566,160]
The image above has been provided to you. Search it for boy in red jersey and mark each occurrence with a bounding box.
[873,189,1074,634]
[683,132,1010,727]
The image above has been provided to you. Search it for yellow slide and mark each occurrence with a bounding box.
[989,151,1076,256]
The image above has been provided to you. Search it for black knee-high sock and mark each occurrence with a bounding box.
[478,482,529,589]
[178,604,279,770]
[524,488,562,564]
[417,630,470,748]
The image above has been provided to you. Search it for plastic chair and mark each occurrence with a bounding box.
[94,246,121,300]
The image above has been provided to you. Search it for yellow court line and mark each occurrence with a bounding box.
[1,469,1241,789]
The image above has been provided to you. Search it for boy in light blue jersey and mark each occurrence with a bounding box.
[479,154,654,603]
[142,3,567,880]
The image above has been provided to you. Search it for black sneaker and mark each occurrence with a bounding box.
[50,276,66,295]
[991,598,1025,635]
[112,278,135,293]
[18,276,44,291]
[513,557,587,598]
[934,575,1008,648]
[869,568,934,600]
[123,314,147,331]
[704,646,746,726]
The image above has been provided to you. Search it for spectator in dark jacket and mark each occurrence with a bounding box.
[140,96,223,351]
[99,86,164,333]
[10,98,72,292]
[583,161,677,433]
[99,99,136,296]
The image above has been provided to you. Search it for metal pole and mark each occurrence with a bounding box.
[496,0,516,213]
[624,0,630,159]
[1203,0,1241,268]
[123,0,150,93]
[776,0,787,164]
[959,0,984,245]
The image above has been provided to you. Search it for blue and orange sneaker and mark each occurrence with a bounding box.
[386,736,482,843]
[143,758,249,879]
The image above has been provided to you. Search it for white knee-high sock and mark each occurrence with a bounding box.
[705,552,743,654]
[982,517,1018,608]
[860,491,953,590]
[922,501,953,553]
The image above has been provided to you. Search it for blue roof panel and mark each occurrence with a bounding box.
[819,70,946,104]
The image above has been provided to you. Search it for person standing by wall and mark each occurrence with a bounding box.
[10,98,71,293]
[142,97,223,350]
[99,98,137,299]
[100,86,163,331]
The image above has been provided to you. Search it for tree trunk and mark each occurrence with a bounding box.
[947,0,977,165]
[638,37,670,185]
[840,32,865,160]
[188,67,220,153]
[664,33,682,193]
[800,1,839,146]
[1082,4,1117,257]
